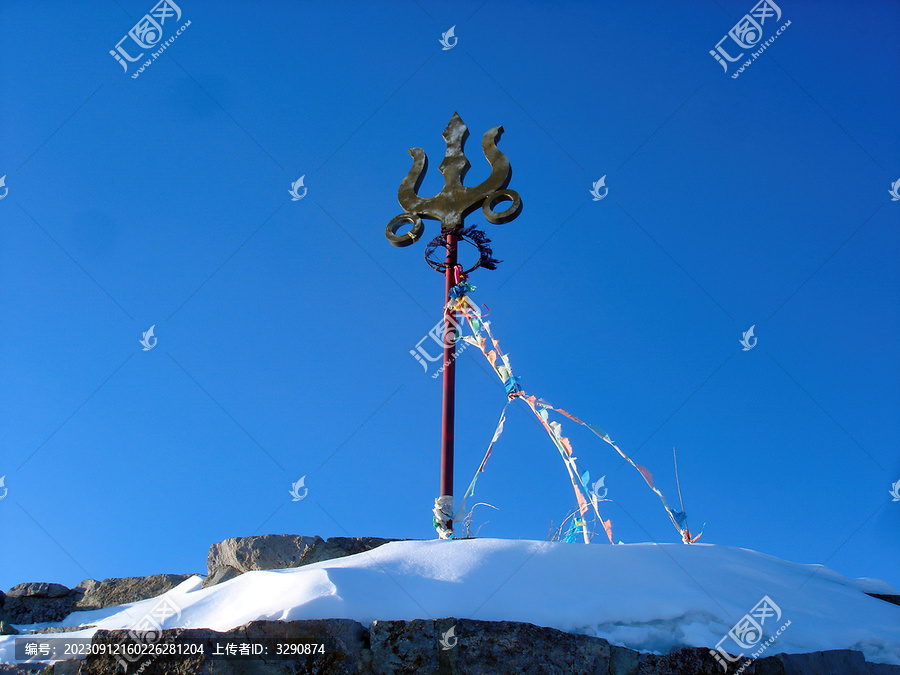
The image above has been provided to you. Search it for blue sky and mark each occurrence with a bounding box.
[1,0,898,602]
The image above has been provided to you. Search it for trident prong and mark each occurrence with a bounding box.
[386,112,522,247]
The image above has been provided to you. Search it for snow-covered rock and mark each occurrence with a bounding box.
[2,539,898,669]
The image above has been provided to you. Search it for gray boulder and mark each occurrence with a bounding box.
[0,590,12,635]
[73,574,195,610]
[205,534,322,584]
[6,584,70,599]
[0,591,19,635]
[3,574,196,627]
[3,584,75,625]
[203,565,242,588]
[203,534,404,588]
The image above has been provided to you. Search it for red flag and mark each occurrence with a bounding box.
[636,464,654,488]
[602,519,614,544]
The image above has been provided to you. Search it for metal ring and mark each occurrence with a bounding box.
[424,227,501,274]
[482,189,522,224]
[385,213,424,247]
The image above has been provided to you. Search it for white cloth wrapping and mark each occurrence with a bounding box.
[433,495,455,539]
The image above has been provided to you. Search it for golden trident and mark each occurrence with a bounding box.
[385,112,522,246]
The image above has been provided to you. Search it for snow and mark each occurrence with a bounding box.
[2,539,899,666]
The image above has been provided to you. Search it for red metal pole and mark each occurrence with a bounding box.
[439,231,458,517]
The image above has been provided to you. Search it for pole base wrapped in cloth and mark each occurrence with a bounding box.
[433,495,455,539]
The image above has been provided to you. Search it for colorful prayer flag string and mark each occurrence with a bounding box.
[451,284,700,544]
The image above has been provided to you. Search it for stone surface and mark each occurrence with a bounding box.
[25,625,94,634]
[14,618,900,675]
[244,619,370,674]
[610,645,640,675]
[0,592,15,636]
[369,618,440,674]
[72,619,370,675]
[2,595,75,626]
[73,574,195,610]
[6,585,69,600]
[203,535,404,588]
[370,617,611,674]
[638,646,748,674]
[201,565,241,588]
[0,665,49,674]
[4,574,195,627]
[203,534,322,589]
[755,648,874,674]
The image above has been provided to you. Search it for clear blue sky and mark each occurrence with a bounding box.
[2,0,898,599]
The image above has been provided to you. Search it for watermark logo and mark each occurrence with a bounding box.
[889,178,900,202]
[710,0,790,78]
[0,475,7,500]
[440,26,458,50]
[590,176,608,201]
[289,476,308,501]
[289,175,307,201]
[110,0,190,79]
[740,325,757,351]
[439,625,458,650]
[589,476,608,501]
[115,596,184,672]
[710,595,790,673]
[890,479,900,502]
[411,298,481,378]
[411,315,462,371]
[140,325,158,351]
[0,175,7,200]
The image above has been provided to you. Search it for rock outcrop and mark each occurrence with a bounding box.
[2,575,195,629]
[4,535,899,673]
[203,535,403,588]
[3,534,405,629]
[2,584,77,626]
[0,665,47,674]
[3,533,400,629]
[0,591,15,636]
[3,618,896,674]
[6,586,69,601]
[73,574,195,611]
